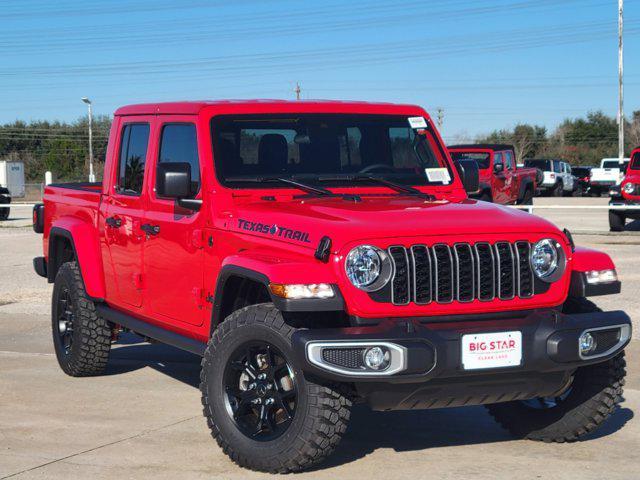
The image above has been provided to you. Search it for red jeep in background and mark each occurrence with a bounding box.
[448,144,539,204]
[609,147,640,231]
[33,101,629,473]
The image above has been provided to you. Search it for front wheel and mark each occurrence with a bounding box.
[551,182,563,197]
[486,297,626,442]
[609,210,626,232]
[0,207,9,220]
[200,304,351,473]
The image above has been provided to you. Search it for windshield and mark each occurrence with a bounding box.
[632,153,640,171]
[524,159,551,170]
[211,114,452,187]
[449,151,490,169]
[572,167,590,177]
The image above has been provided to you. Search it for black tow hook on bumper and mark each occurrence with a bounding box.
[291,309,631,384]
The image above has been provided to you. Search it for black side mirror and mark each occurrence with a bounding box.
[456,159,480,194]
[156,163,201,211]
[494,163,504,174]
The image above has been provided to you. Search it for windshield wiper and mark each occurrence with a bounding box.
[318,174,435,201]
[226,176,361,200]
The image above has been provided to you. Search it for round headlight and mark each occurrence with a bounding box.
[530,239,559,279]
[623,182,636,194]
[345,245,391,291]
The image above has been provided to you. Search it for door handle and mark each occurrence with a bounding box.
[105,216,122,228]
[141,223,160,236]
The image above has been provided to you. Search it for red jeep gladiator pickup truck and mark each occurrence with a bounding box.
[33,101,629,473]
[609,147,640,231]
[448,144,539,204]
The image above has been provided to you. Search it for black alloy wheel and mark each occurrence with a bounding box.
[223,341,297,441]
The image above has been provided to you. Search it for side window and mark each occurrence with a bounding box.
[504,151,514,170]
[494,152,504,169]
[158,124,200,196]
[117,123,150,195]
[553,160,561,173]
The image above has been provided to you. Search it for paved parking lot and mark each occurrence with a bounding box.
[1,198,639,479]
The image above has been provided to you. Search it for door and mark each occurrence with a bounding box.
[492,152,509,203]
[142,120,206,326]
[102,120,152,308]
[503,150,517,202]
[564,163,574,191]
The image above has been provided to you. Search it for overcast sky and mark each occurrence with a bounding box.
[1,0,638,142]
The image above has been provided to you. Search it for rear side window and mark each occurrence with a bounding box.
[158,124,200,196]
[117,123,150,195]
[494,152,504,168]
[631,153,640,171]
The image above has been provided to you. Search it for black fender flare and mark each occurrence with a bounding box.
[210,265,345,335]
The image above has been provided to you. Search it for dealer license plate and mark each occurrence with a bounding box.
[461,331,522,370]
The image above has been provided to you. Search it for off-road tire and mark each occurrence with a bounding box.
[551,181,563,197]
[0,207,9,220]
[479,192,492,203]
[200,304,351,473]
[609,210,626,232]
[518,188,534,205]
[486,297,626,442]
[52,261,111,376]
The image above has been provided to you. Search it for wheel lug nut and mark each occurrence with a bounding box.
[258,373,266,380]
[265,398,274,405]
[248,383,256,390]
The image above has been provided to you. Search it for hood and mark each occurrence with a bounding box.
[228,195,561,249]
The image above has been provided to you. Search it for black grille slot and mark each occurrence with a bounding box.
[432,244,454,303]
[322,348,365,370]
[495,242,515,300]
[389,246,410,305]
[515,242,534,298]
[454,244,474,302]
[475,242,495,301]
[411,245,432,304]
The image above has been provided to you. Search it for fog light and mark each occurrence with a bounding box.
[363,346,390,371]
[579,332,597,356]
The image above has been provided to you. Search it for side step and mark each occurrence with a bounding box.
[96,304,206,356]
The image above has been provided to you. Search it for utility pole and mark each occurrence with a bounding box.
[294,82,301,101]
[436,107,444,130]
[618,0,624,162]
[81,97,95,182]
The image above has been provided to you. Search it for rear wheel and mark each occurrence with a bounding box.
[200,304,351,473]
[486,298,626,442]
[551,181,563,197]
[518,188,534,205]
[52,261,111,376]
[609,210,626,232]
[0,207,8,220]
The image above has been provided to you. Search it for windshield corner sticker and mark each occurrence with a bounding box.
[408,116,428,129]
[237,218,311,243]
[425,168,451,184]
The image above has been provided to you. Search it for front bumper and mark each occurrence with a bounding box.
[292,309,631,410]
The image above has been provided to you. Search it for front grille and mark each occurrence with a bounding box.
[386,242,535,305]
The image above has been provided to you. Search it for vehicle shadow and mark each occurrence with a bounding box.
[624,218,640,231]
[106,334,633,469]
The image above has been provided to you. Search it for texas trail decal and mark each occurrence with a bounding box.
[237,219,311,243]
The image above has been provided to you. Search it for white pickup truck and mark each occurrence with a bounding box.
[590,158,630,196]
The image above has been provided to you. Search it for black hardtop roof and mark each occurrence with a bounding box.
[448,143,514,151]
